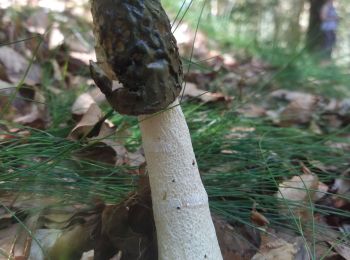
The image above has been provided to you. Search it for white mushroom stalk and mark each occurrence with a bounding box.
[139,100,222,259]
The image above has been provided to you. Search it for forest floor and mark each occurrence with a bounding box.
[0,1,350,260]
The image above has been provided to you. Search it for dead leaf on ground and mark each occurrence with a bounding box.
[69,103,128,165]
[0,224,26,258]
[127,150,145,168]
[25,8,50,34]
[278,98,318,127]
[0,83,48,128]
[109,251,122,260]
[71,93,97,117]
[69,103,102,140]
[238,104,266,118]
[314,181,329,202]
[225,126,255,139]
[29,229,62,260]
[0,46,41,85]
[14,86,48,129]
[330,169,350,213]
[73,133,128,166]
[185,70,218,90]
[49,24,65,50]
[55,45,90,74]
[252,236,308,260]
[270,90,316,104]
[214,216,261,260]
[0,214,40,260]
[332,169,350,199]
[0,80,17,119]
[251,209,270,227]
[71,88,106,118]
[200,51,238,71]
[81,250,94,260]
[276,173,319,221]
[268,90,318,126]
[338,99,350,118]
[88,86,106,104]
[328,242,350,260]
[183,82,231,103]
[32,204,100,260]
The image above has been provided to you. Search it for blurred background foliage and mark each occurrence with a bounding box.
[163,0,350,63]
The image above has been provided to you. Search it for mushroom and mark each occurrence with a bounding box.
[90,0,222,259]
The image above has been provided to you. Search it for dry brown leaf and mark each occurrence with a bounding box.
[0,46,41,85]
[48,223,95,260]
[314,181,329,202]
[49,25,65,50]
[126,150,146,174]
[25,8,50,34]
[70,51,95,65]
[279,98,318,127]
[0,215,40,260]
[51,59,64,82]
[238,104,266,118]
[70,76,93,90]
[81,250,94,260]
[268,90,320,126]
[127,151,145,168]
[331,169,350,210]
[276,174,319,220]
[71,93,97,116]
[328,242,350,260]
[252,236,308,260]
[96,184,156,260]
[69,103,129,165]
[0,224,25,258]
[13,105,46,130]
[89,118,128,166]
[220,149,237,155]
[183,82,230,103]
[338,99,350,117]
[301,162,312,175]
[29,229,62,260]
[65,33,91,53]
[332,169,350,198]
[88,87,106,104]
[277,174,319,202]
[109,251,122,260]
[251,209,270,227]
[92,121,115,139]
[225,126,255,140]
[185,70,217,89]
[0,127,31,141]
[1,85,48,128]
[69,103,102,140]
[100,139,128,166]
[71,87,107,117]
[55,46,89,74]
[0,81,17,119]
[270,90,316,103]
[15,89,47,129]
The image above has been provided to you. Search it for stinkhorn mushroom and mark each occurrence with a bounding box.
[90,0,222,259]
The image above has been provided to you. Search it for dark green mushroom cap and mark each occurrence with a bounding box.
[90,0,183,115]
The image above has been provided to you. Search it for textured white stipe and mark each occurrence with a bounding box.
[139,99,223,260]
[157,193,208,212]
[142,138,188,154]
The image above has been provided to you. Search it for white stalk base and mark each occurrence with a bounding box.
[139,100,222,260]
